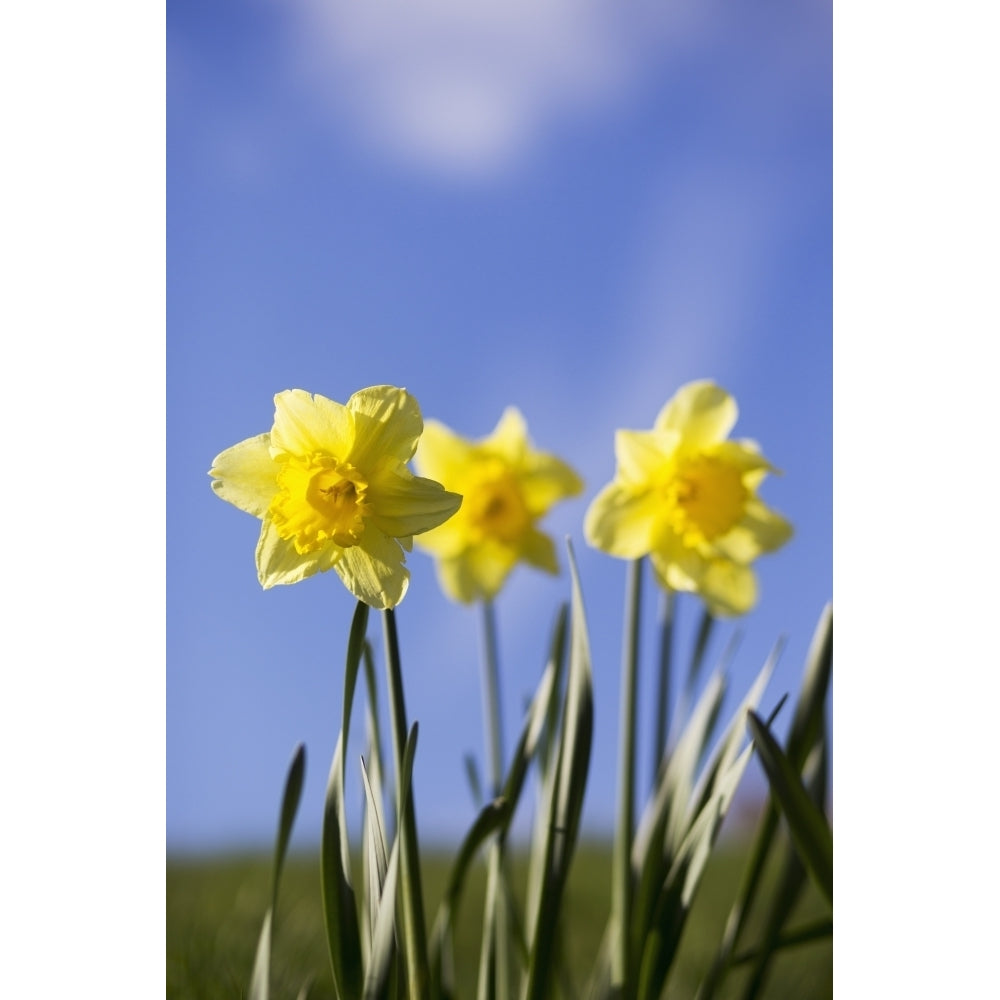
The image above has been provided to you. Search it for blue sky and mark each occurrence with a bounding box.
[167,0,832,851]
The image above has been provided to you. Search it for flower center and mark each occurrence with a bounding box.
[467,464,531,544]
[662,454,747,544]
[269,453,371,554]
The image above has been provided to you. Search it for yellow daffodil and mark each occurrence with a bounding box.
[209,386,462,609]
[584,380,792,617]
[413,408,583,603]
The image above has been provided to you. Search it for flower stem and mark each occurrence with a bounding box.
[480,599,505,794]
[382,608,429,1000]
[612,557,643,995]
[652,587,675,787]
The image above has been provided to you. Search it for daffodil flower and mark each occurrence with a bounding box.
[209,386,463,609]
[413,408,583,603]
[584,380,792,616]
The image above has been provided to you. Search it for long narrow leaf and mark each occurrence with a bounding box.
[382,609,430,1000]
[731,918,833,966]
[361,757,391,947]
[738,731,829,1000]
[361,639,386,965]
[686,644,781,834]
[320,601,368,1000]
[785,604,832,766]
[363,723,419,1000]
[522,541,593,1000]
[629,670,726,969]
[611,558,643,995]
[634,673,780,1000]
[747,711,833,906]
[696,605,833,1000]
[249,743,306,1000]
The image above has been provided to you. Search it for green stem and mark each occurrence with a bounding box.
[382,609,429,1000]
[612,557,643,995]
[652,587,675,787]
[480,599,505,794]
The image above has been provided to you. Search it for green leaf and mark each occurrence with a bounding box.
[362,723,419,1000]
[522,540,593,1000]
[320,601,367,1000]
[731,918,833,966]
[249,743,306,1000]
[637,711,771,1000]
[464,753,484,808]
[610,558,643,995]
[630,670,726,966]
[360,639,387,966]
[431,601,568,997]
[361,756,391,948]
[631,649,777,1000]
[382,609,430,1000]
[696,606,832,1000]
[785,604,833,770]
[747,711,833,907]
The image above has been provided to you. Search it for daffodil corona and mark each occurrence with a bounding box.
[413,408,583,603]
[209,386,462,609]
[584,381,792,616]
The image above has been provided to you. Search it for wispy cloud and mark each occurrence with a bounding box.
[273,0,720,176]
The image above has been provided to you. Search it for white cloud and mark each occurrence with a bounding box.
[273,0,715,176]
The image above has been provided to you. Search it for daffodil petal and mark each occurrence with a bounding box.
[434,556,479,604]
[715,499,794,562]
[413,419,475,488]
[256,517,341,589]
[269,390,353,458]
[335,528,409,609]
[210,433,277,517]
[655,381,737,447]
[412,515,469,558]
[520,457,584,514]
[710,439,773,474]
[520,529,559,574]
[699,560,758,616]
[584,483,660,558]
[650,535,707,592]
[347,386,424,467]
[367,468,463,538]
[487,407,528,463]
[614,428,679,486]
[438,542,518,603]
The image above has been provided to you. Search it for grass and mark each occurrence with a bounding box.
[166,828,831,1000]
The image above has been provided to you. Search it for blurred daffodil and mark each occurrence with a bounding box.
[584,380,792,616]
[413,408,583,603]
[209,386,462,609]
